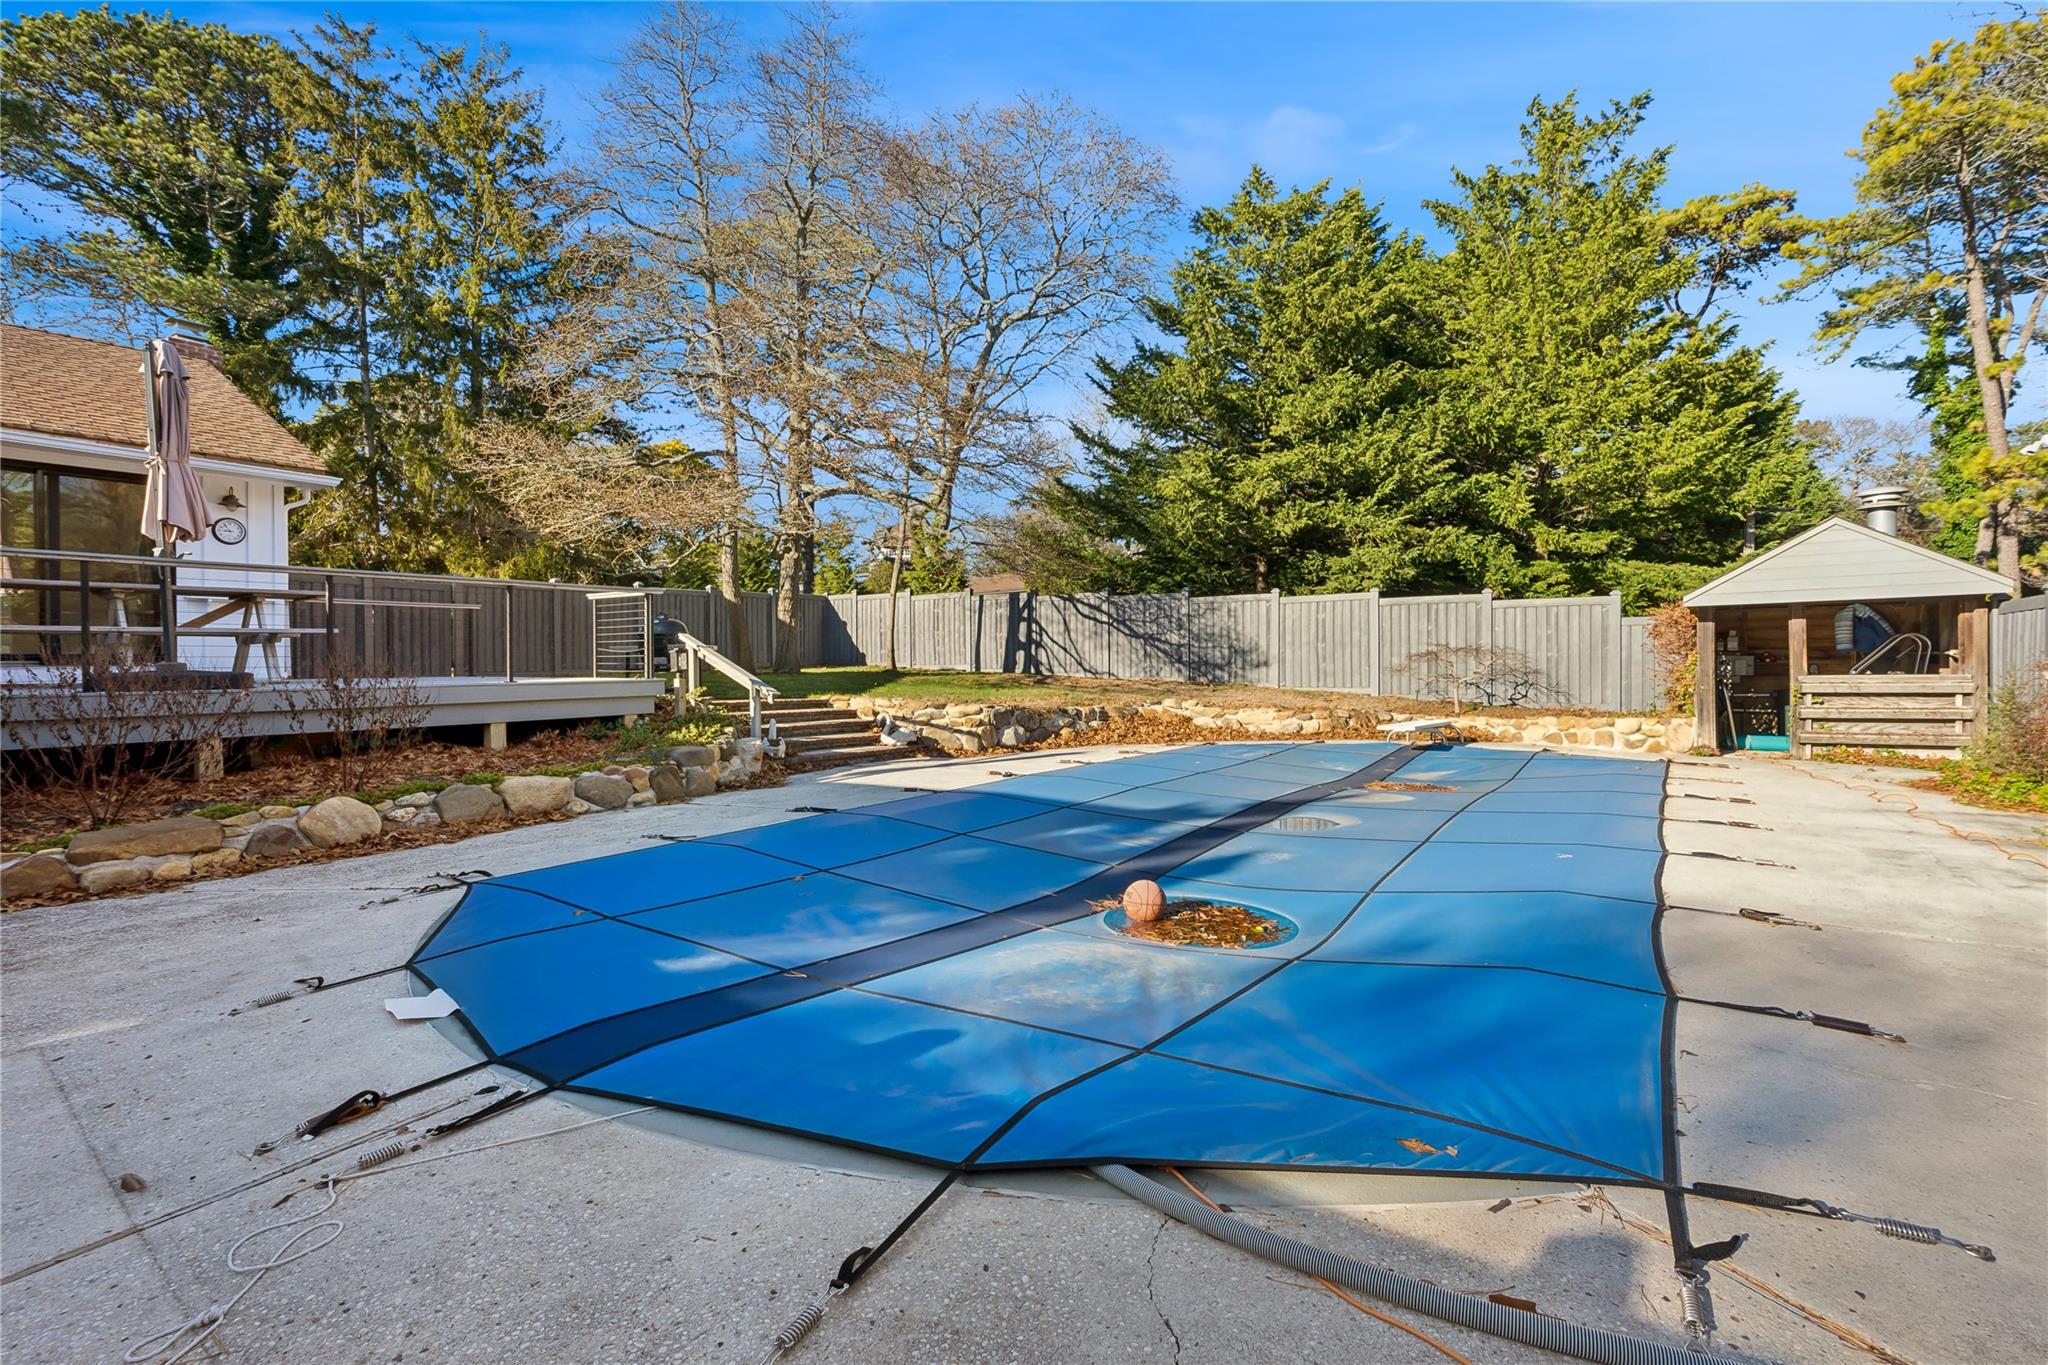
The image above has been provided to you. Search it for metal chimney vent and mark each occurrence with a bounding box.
[1855,485,1910,537]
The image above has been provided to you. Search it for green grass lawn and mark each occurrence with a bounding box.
[700,667,1128,705]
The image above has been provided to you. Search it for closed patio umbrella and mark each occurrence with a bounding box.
[140,339,210,550]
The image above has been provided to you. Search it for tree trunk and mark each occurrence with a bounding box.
[884,483,911,671]
[1954,154,2021,592]
[773,533,804,673]
[717,523,748,671]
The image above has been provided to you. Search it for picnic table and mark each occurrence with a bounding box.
[171,585,329,676]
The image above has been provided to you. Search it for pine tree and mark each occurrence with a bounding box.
[1,8,319,406]
[1422,94,1833,605]
[1056,170,1445,594]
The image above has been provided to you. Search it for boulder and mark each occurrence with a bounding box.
[297,797,381,849]
[563,797,596,815]
[78,862,149,894]
[627,791,656,807]
[683,765,718,799]
[573,774,634,810]
[152,859,193,882]
[66,816,222,866]
[221,810,267,828]
[413,810,441,827]
[385,807,419,825]
[649,765,688,804]
[394,791,438,809]
[259,804,299,820]
[243,823,309,860]
[626,767,653,794]
[499,775,573,817]
[1615,716,1644,736]
[433,783,505,825]
[734,738,768,775]
[2,854,78,899]
[996,725,1028,748]
[191,848,241,873]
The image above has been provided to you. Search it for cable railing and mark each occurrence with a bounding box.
[0,547,664,685]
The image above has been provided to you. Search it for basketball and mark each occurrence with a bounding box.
[1122,879,1166,923]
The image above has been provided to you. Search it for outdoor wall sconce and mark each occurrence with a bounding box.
[217,489,244,512]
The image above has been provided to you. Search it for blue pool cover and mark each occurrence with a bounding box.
[410,742,1680,1189]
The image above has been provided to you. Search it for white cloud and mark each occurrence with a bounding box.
[1250,105,1347,176]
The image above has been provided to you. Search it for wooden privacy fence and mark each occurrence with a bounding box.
[1991,596,2048,697]
[812,588,1662,712]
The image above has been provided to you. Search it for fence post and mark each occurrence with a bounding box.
[1366,590,1380,695]
[1609,592,1624,710]
[1269,588,1283,688]
[503,586,515,683]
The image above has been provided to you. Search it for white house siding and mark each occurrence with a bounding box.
[0,430,336,680]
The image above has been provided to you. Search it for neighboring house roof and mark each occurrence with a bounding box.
[0,323,329,478]
[1683,516,2011,608]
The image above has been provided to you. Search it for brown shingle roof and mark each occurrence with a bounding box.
[0,323,330,478]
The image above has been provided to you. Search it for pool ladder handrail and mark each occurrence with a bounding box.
[669,632,782,745]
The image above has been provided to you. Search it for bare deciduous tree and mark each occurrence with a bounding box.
[862,97,1175,538]
[582,0,759,661]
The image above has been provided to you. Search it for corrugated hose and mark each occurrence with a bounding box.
[1090,1164,1766,1365]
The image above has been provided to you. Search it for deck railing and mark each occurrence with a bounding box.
[0,548,665,684]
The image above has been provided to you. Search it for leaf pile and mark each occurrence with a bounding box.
[1118,899,1286,948]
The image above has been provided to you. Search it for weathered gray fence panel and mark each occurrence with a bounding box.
[1619,616,1655,712]
[1275,592,1376,692]
[1491,595,1620,710]
[794,586,1661,710]
[1375,594,1490,700]
[1993,596,2048,697]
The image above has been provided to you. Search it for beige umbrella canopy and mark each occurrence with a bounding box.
[140,339,211,550]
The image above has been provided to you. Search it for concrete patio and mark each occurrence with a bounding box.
[2,745,2042,1364]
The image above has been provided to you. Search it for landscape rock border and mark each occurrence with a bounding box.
[2,748,749,908]
[836,695,1694,756]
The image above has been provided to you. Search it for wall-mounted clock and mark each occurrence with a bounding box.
[212,516,247,545]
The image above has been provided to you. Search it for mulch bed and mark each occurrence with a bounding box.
[2,728,645,847]
[1111,898,1288,949]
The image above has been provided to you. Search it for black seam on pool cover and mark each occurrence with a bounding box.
[483,746,1425,1084]
[406,744,1685,1188]
[946,748,1545,1174]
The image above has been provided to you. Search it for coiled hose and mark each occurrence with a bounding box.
[1091,1165,1762,1365]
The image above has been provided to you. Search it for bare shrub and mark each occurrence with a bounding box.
[279,658,430,791]
[0,649,253,829]
[1404,645,1554,712]
[1970,686,2048,783]
[1645,602,1700,713]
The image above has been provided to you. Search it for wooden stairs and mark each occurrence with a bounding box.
[703,696,909,769]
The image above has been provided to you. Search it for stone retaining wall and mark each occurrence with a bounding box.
[839,694,1692,756]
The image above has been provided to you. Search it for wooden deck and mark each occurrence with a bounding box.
[0,674,668,751]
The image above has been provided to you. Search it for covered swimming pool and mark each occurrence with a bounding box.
[410,741,1681,1190]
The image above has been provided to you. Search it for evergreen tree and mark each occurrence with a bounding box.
[1,8,318,406]
[1420,94,1833,605]
[1055,171,1444,594]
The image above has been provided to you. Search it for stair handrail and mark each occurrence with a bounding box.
[1852,631,1933,675]
[670,631,780,743]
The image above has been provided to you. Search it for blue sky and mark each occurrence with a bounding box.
[31,1,2015,427]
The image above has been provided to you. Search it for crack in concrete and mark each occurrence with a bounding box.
[1145,1215,1184,1364]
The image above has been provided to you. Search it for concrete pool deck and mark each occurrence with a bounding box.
[2,744,2042,1363]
